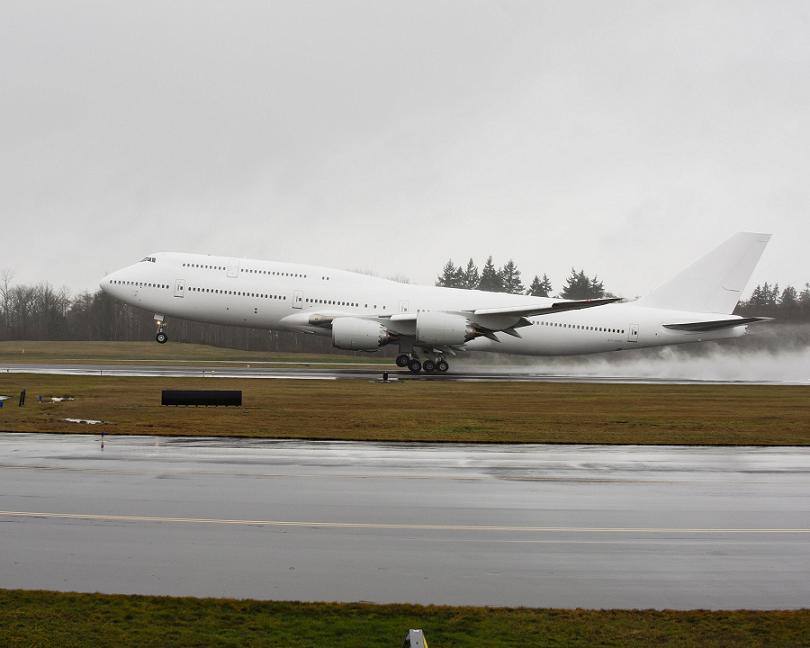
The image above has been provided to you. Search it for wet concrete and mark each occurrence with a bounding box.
[1,434,809,608]
[3,362,806,384]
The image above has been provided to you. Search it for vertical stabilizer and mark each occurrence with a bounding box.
[637,232,771,314]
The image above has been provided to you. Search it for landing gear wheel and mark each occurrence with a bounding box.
[156,331,168,344]
[437,359,449,373]
[395,354,410,368]
[408,358,422,374]
[423,359,436,373]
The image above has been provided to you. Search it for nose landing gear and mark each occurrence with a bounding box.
[154,315,168,344]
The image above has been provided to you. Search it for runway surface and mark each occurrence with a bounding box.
[2,434,809,608]
[3,362,805,384]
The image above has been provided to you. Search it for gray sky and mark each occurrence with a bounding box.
[1,1,808,298]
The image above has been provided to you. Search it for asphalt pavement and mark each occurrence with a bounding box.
[2,361,805,384]
[2,434,809,608]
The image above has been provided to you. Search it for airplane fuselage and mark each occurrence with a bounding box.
[101,252,748,359]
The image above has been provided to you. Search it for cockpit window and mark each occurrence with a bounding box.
[140,256,156,263]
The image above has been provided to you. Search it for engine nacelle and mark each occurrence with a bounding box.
[332,317,391,351]
[416,311,476,346]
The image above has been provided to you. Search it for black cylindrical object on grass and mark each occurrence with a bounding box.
[161,390,242,407]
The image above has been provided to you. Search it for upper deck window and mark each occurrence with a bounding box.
[140,256,156,263]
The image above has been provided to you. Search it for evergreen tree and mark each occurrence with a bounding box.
[460,258,480,290]
[560,269,607,299]
[748,284,766,307]
[780,285,799,319]
[766,282,780,306]
[561,268,591,299]
[527,274,553,297]
[780,285,798,306]
[500,259,525,294]
[799,283,810,318]
[589,275,605,299]
[478,256,504,292]
[436,259,459,288]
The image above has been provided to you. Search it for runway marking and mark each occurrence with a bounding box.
[1,359,384,366]
[3,365,800,385]
[1,368,337,380]
[1,510,809,534]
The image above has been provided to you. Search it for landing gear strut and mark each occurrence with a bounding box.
[154,315,168,344]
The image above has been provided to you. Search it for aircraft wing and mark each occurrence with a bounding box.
[471,297,621,319]
[663,316,771,332]
[284,297,620,343]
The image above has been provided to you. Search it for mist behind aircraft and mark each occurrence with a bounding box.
[456,324,810,383]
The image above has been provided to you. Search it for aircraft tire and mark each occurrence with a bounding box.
[437,359,449,373]
[408,358,422,374]
[423,360,436,373]
[156,331,168,344]
[395,354,410,367]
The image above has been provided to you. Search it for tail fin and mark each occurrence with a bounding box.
[637,232,771,314]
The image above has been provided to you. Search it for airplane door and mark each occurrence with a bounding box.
[628,323,639,343]
[226,261,240,278]
[293,290,304,309]
[174,279,185,298]
[399,300,409,313]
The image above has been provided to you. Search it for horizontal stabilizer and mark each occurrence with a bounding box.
[663,317,771,332]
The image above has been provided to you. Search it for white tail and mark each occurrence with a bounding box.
[638,232,771,314]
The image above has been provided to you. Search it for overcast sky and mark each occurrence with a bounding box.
[1,1,808,298]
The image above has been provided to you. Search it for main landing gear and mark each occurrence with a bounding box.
[154,315,168,344]
[396,353,449,374]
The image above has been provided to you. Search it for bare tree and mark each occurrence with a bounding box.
[0,269,13,337]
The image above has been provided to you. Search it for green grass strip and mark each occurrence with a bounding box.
[1,590,809,647]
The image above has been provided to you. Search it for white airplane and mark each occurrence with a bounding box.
[100,232,771,373]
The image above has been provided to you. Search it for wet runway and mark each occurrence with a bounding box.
[2,362,803,384]
[1,433,809,608]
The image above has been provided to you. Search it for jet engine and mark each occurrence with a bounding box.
[332,317,392,351]
[415,311,477,346]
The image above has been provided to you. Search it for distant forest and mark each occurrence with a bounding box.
[436,256,608,299]
[1,265,808,352]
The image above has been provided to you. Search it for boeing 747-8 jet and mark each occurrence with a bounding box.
[100,232,770,373]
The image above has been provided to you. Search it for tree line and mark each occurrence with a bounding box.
[436,257,608,300]
[735,282,810,321]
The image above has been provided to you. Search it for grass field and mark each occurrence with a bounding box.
[1,590,808,648]
[0,340,388,366]
[1,371,808,444]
